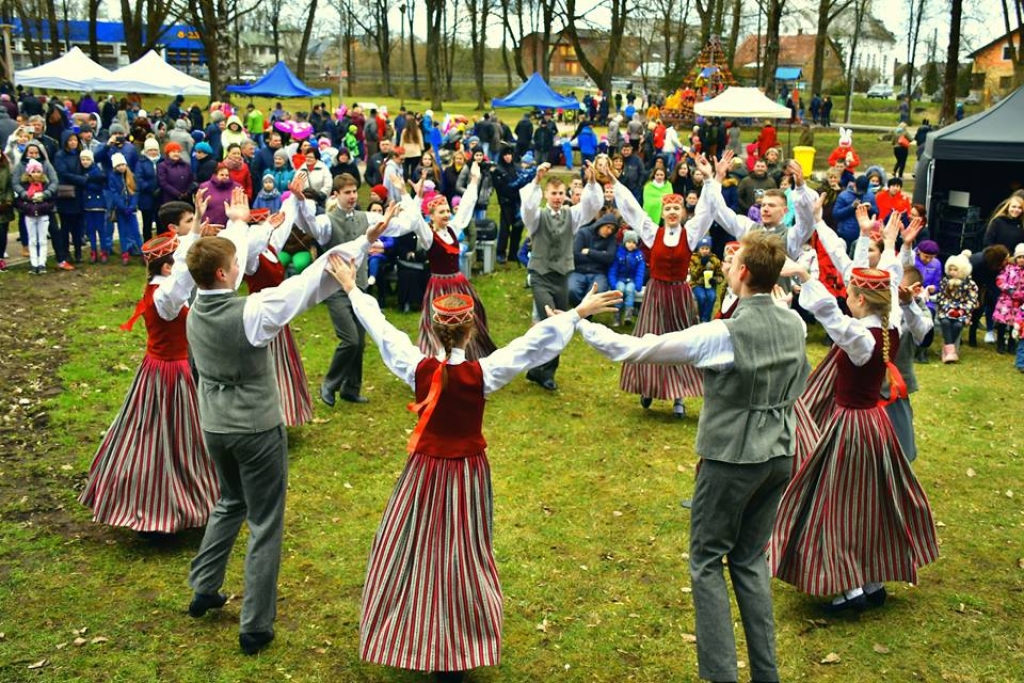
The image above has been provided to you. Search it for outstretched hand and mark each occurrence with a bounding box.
[901,216,924,246]
[771,284,793,309]
[786,159,804,187]
[715,149,734,181]
[693,153,714,179]
[268,212,286,229]
[326,253,357,293]
[780,257,810,282]
[288,172,307,201]
[367,202,402,242]
[813,190,826,223]
[574,284,623,318]
[882,210,902,249]
[224,186,251,223]
[855,203,875,237]
[193,186,210,226]
[469,161,481,183]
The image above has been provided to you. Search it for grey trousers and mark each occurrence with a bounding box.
[189,425,288,634]
[528,270,569,381]
[690,456,791,683]
[323,289,366,396]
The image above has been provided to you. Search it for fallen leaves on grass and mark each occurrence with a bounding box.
[681,633,697,643]
[27,659,48,670]
[873,643,891,654]
[536,618,549,633]
[966,468,976,477]
[820,652,842,665]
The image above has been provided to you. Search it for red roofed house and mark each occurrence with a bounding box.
[733,30,845,88]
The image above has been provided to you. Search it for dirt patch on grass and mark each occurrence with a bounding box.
[0,268,120,543]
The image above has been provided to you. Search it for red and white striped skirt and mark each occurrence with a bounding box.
[792,399,822,474]
[361,452,502,672]
[797,345,839,428]
[770,405,939,596]
[419,273,497,361]
[619,279,703,400]
[78,355,219,533]
[270,325,313,427]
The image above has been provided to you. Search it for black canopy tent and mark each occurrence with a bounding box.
[913,86,1024,257]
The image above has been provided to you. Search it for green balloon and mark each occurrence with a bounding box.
[292,250,313,272]
[278,251,293,266]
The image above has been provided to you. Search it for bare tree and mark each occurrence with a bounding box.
[761,0,787,95]
[810,0,854,97]
[406,3,421,99]
[120,0,183,61]
[940,0,963,122]
[44,0,59,58]
[999,0,1024,90]
[564,0,629,94]
[189,0,259,99]
[725,0,741,70]
[424,0,445,109]
[842,0,869,123]
[351,0,396,97]
[86,0,101,60]
[903,0,928,98]
[294,0,318,79]
[466,0,490,108]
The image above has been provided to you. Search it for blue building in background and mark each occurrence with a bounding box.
[8,18,206,72]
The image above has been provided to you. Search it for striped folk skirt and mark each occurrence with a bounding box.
[792,399,822,474]
[796,345,840,428]
[770,405,939,596]
[360,452,502,672]
[78,355,219,533]
[271,325,313,427]
[419,273,497,361]
[619,279,704,400]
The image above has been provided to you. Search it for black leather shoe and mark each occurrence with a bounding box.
[865,586,887,607]
[340,393,369,404]
[539,378,557,391]
[319,384,335,407]
[239,630,275,655]
[822,593,867,614]
[639,396,653,409]
[188,592,227,618]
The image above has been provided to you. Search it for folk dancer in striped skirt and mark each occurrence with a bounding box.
[519,160,603,391]
[325,254,620,682]
[184,189,386,655]
[771,260,939,612]
[398,162,498,360]
[607,154,715,417]
[241,193,315,426]
[577,232,809,683]
[79,232,219,535]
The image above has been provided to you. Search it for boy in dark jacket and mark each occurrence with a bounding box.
[609,229,646,326]
[79,149,109,262]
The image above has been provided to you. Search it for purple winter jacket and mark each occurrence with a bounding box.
[158,156,196,205]
[199,176,240,225]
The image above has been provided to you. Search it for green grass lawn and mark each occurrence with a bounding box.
[0,254,1022,681]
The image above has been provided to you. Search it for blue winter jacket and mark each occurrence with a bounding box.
[54,131,86,215]
[81,164,107,211]
[832,187,878,244]
[107,171,139,213]
[135,156,160,211]
[609,245,647,288]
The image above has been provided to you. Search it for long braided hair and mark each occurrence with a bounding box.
[431,320,474,389]
[852,284,894,364]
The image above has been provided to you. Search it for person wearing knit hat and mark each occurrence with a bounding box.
[774,254,938,616]
[79,226,219,537]
[603,153,712,417]
[138,136,163,242]
[370,184,388,205]
[252,170,283,214]
[322,253,619,680]
[578,231,811,683]
[108,148,143,264]
[157,138,196,205]
[264,147,295,192]
[609,227,646,326]
[689,234,722,322]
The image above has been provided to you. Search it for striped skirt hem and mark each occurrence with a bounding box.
[78,356,219,533]
[792,399,822,474]
[418,274,498,361]
[797,345,839,428]
[271,325,313,427]
[360,452,502,672]
[620,279,703,399]
[770,405,939,596]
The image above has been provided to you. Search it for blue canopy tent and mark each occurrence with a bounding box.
[227,61,330,98]
[491,73,580,110]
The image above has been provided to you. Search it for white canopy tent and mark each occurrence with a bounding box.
[693,87,791,119]
[14,46,113,91]
[101,51,210,96]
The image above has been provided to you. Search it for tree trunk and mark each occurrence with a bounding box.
[940,0,962,123]
[762,0,786,96]
[408,4,421,100]
[296,0,318,80]
[469,0,486,109]
[810,0,831,97]
[565,0,627,95]
[904,0,927,99]
[87,0,100,60]
[425,0,444,110]
[44,0,59,59]
[843,0,867,123]
[726,0,742,70]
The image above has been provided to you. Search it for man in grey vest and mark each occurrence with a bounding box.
[576,232,810,683]
[697,151,815,262]
[519,161,602,390]
[292,172,411,406]
[184,194,385,655]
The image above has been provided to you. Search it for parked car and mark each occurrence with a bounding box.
[866,84,894,99]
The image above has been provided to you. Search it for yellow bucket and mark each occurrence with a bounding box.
[792,146,816,176]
